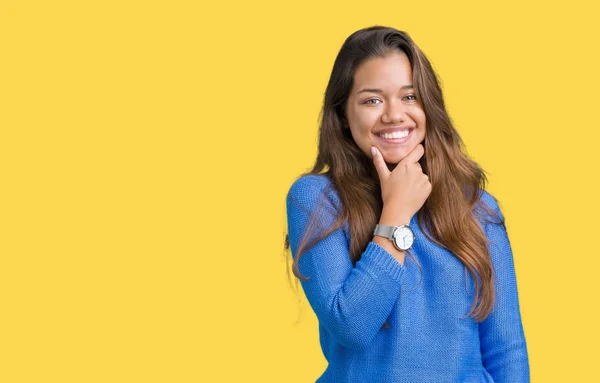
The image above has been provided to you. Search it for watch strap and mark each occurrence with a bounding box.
[373,224,396,239]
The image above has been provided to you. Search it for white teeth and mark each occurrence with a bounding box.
[380,130,410,139]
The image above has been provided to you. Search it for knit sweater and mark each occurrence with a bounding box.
[285,174,530,383]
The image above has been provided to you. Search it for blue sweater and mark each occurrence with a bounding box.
[286,174,530,383]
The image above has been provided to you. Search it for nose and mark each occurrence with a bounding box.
[381,98,408,124]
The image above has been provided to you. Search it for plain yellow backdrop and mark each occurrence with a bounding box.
[1,0,599,382]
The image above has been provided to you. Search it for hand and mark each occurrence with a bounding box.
[371,144,432,222]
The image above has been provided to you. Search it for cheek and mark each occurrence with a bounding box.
[412,107,426,125]
[350,110,377,132]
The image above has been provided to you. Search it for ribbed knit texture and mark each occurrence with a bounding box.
[286,174,530,383]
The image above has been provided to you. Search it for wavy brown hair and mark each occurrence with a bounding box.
[284,25,502,323]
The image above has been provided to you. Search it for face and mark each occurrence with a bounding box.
[345,50,426,167]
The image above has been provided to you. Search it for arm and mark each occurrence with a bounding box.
[286,175,405,350]
[479,193,530,382]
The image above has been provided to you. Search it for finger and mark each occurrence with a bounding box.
[401,143,425,165]
[370,146,390,180]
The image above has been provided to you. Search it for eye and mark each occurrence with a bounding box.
[404,94,417,101]
[364,99,382,105]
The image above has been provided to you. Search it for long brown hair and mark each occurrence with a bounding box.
[284,25,502,322]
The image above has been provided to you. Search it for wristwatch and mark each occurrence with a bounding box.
[373,224,415,251]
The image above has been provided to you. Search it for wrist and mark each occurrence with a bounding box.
[379,208,411,226]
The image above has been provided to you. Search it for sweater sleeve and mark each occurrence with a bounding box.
[478,193,530,382]
[286,175,405,350]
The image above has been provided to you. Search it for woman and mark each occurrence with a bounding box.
[284,26,529,382]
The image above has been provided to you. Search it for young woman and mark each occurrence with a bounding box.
[284,26,530,382]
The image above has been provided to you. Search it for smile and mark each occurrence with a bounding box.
[376,129,413,144]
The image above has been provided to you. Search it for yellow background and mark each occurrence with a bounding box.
[1,0,599,381]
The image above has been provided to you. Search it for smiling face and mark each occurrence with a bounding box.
[344,50,426,167]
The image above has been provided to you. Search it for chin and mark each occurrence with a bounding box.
[381,150,410,164]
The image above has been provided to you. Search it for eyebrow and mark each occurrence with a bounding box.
[357,85,414,94]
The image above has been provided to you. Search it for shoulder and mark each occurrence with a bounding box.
[475,189,505,226]
[286,174,341,211]
[287,174,332,198]
[479,190,500,212]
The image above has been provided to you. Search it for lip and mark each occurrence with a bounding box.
[375,128,413,144]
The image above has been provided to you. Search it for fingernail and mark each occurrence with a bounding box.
[371,147,376,157]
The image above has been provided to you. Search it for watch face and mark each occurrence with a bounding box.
[392,226,414,250]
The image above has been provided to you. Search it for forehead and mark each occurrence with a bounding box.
[352,51,412,90]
